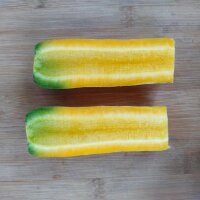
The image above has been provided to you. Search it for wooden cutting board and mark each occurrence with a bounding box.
[0,1,199,199]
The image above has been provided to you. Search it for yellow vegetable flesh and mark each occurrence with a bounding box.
[26,106,169,157]
[34,38,175,88]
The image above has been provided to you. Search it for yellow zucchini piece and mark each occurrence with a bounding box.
[33,38,175,88]
[26,106,169,157]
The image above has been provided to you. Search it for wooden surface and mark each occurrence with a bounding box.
[0,0,200,199]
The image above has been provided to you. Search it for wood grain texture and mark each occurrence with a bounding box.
[0,0,199,199]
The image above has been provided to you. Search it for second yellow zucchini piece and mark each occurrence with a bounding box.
[26,106,169,157]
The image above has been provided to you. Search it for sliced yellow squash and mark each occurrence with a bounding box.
[33,38,175,88]
[26,106,169,157]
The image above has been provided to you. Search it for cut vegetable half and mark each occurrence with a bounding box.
[33,38,175,88]
[26,106,169,157]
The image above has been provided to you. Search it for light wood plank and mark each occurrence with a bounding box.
[0,0,199,199]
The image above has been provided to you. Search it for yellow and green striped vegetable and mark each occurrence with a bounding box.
[33,38,175,88]
[26,106,169,157]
